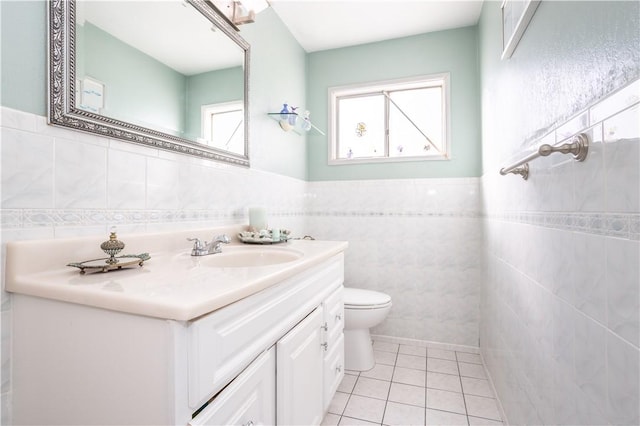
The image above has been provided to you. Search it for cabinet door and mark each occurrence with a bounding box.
[277,306,324,426]
[190,347,275,426]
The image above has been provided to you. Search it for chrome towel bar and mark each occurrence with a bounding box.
[499,133,589,180]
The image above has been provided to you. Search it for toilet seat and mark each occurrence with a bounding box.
[344,288,392,309]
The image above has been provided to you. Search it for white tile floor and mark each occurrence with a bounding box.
[322,341,504,426]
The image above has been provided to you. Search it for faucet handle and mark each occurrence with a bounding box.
[187,237,208,256]
[187,237,205,247]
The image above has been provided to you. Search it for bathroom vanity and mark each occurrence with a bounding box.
[5,226,347,425]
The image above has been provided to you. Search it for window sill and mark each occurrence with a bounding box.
[328,155,450,166]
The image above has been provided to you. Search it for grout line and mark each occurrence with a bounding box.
[326,341,504,426]
[455,354,471,426]
[477,350,508,425]
[380,343,399,425]
[425,354,429,426]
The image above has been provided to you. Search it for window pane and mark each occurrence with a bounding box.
[388,87,443,157]
[210,110,244,155]
[337,95,385,159]
[329,75,449,164]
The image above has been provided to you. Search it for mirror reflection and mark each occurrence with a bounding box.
[49,0,249,165]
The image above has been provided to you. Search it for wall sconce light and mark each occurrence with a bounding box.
[208,0,269,26]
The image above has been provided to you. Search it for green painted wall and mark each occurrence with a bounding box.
[239,8,308,179]
[82,23,245,141]
[80,22,186,135]
[306,26,481,181]
[0,1,47,115]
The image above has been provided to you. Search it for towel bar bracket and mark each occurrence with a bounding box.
[538,133,589,162]
[509,163,529,180]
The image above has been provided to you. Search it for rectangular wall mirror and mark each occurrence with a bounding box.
[48,0,250,167]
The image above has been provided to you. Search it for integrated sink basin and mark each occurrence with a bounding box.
[177,246,304,268]
[5,224,348,321]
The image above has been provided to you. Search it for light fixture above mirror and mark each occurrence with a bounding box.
[208,0,270,27]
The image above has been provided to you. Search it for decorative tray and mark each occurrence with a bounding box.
[67,253,151,274]
[238,229,291,245]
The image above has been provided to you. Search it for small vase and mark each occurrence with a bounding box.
[302,110,312,131]
[279,104,289,120]
[288,106,298,125]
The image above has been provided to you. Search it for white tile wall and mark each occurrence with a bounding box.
[0,107,308,233]
[482,79,640,425]
[306,177,482,346]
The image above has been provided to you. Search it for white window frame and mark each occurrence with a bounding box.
[201,100,244,153]
[328,73,450,165]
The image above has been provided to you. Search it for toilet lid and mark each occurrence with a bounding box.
[343,288,391,307]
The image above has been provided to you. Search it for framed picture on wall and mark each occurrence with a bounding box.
[77,76,105,114]
[501,0,541,59]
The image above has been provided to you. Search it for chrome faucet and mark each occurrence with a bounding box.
[208,234,231,254]
[187,234,230,256]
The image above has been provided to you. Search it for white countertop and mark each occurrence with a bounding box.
[5,226,348,321]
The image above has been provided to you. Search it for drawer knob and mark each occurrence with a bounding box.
[321,322,328,332]
[336,365,342,373]
[243,421,254,426]
[321,342,328,351]
[335,313,342,321]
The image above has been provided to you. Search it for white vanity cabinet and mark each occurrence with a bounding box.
[11,253,345,425]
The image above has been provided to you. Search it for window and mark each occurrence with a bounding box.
[328,74,450,164]
[201,101,244,155]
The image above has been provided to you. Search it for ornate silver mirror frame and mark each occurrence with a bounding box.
[47,0,250,167]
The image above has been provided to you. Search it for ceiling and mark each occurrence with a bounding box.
[77,1,484,75]
[78,1,245,76]
[269,0,484,53]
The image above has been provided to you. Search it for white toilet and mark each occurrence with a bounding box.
[343,287,392,371]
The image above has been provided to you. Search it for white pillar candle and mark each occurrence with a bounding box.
[249,207,268,231]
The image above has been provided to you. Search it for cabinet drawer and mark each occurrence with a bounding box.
[323,334,345,412]
[188,254,344,408]
[323,286,344,345]
[189,347,275,426]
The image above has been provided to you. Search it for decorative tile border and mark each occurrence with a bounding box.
[307,210,480,218]
[2,208,480,230]
[485,211,640,241]
[1,208,306,230]
[3,209,637,240]
[307,208,638,240]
